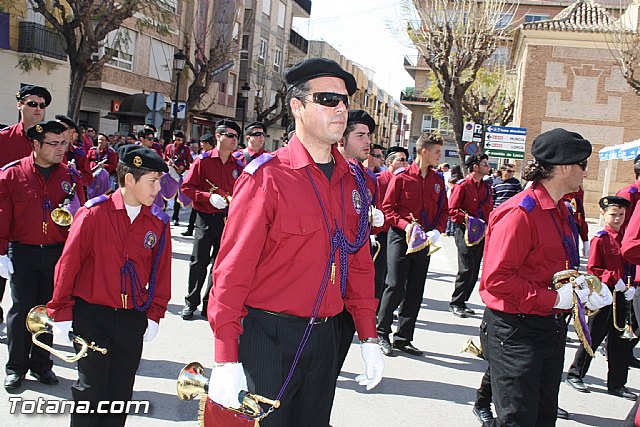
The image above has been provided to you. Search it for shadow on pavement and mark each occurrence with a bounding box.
[129,390,200,422]
[137,358,195,381]
[414,318,480,337]
[564,412,627,426]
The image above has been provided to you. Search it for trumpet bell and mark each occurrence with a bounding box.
[51,207,73,227]
[177,362,209,401]
[461,337,483,358]
[427,239,442,256]
[621,325,638,340]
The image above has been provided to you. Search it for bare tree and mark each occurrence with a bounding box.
[609,4,640,94]
[253,73,288,128]
[2,0,172,120]
[406,0,516,164]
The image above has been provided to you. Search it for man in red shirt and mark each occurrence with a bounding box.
[0,120,86,390]
[47,145,171,426]
[164,130,191,226]
[448,152,493,317]
[377,133,448,356]
[55,114,93,188]
[137,128,163,157]
[207,58,383,425]
[87,133,118,197]
[234,121,267,166]
[617,154,640,231]
[479,128,611,426]
[179,120,244,320]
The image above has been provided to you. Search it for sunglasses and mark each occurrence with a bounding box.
[42,140,68,148]
[248,132,265,137]
[576,160,588,171]
[371,153,384,159]
[505,169,515,173]
[220,132,238,139]
[395,157,408,162]
[23,100,47,109]
[304,92,349,108]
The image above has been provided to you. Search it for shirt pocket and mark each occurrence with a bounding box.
[280,213,324,236]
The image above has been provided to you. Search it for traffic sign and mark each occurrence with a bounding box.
[145,111,163,129]
[464,142,479,156]
[484,125,526,159]
[462,122,484,143]
[146,92,165,111]
[485,149,525,160]
[171,102,187,119]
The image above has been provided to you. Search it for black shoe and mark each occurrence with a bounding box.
[608,386,638,400]
[173,220,180,227]
[566,377,589,393]
[181,230,193,237]
[31,370,58,385]
[557,407,569,420]
[630,357,640,369]
[181,305,195,320]
[201,305,208,318]
[379,337,393,356]
[463,305,476,315]
[392,341,424,356]
[449,305,468,318]
[472,405,494,423]
[4,373,24,389]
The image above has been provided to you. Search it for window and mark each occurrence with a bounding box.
[421,114,451,135]
[232,22,239,40]
[262,0,271,16]
[228,74,235,97]
[496,13,512,29]
[524,14,550,24]
[158,0,178,13]
[274,48,281,72]
[277,1,286,28]
[105,29,137,71]
[26,2,45,24]
[258,38,267,65]
[149,39,174,82]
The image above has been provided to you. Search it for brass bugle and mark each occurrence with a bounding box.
[613,277,638,340]
[177,362,280,418]
[91,158,108,173]
[26,306,107,363]
[51,183,76,227]
[427,239,442,256]
[205,179,232,204]
[461,337,483,358]
[371,239,382,262]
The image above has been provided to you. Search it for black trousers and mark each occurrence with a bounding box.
[483,308,567,427]
[567,292,638,389]
[239,308,338,427]
[373,231,388,301]
[71,299,147,427]
[186,208,197,232]
[171,194,181,222]
[476,365,492,408]
[185,211,225,309]
[451,223,485,307]
[0,276,5,322]
[5,242,63,376]
[377,227,430,343]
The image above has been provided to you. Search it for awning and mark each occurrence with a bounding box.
[599,139,640,161]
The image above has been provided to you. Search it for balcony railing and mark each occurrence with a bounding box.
[400,90,433,104]
[289,29,308,54]
[292,0,312,15]
[18,21,66,61]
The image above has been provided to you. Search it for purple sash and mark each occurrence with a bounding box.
[465,215,486,247]
[159,173,180,201]
[88,168,110,199]
[405,221,430,254]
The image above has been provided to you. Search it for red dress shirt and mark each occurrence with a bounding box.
[479,183,576,315]
[621,203,640,282]
[209,136,378,362]
[449,175,493,224]
[382,163,448,233]
[181,149,244,214]
[0,122,33,168]
[47,189,172,323]
[588,225,631,288]
[0,155,86,254]
[65,141,93,186]
[563,189,588,242]
[233,147,267,166]
[617,181,640,230]
[87,146,118,175]
[164,143,191,171]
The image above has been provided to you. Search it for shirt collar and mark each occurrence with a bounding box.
[604,224,622,240]
[110,189,151,218]
[533,182,563,211]
[287,135,349,178]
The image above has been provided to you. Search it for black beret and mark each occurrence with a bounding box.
[531,128,592,165]
[137,128,154,139]
[284,58,357,96]
[245,121,265,132]
[127,133,136,139]
[216,119,241,135]
[599,195,631,210]
[347,110,376,133]
[16,85,52,106]
[26,120,66,140]
[143,124,157,133]
[386,146,409,159]
[118,145,168,173]
[634,154,640,164]
[465,152,489,169]
[200,133,214,143]
[173,131,185,138]
[55,114,78,131]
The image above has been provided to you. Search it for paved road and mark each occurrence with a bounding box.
[0,212,636,426]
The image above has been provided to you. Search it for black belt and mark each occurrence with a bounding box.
[12,241,64,250]
[250,307,331,325]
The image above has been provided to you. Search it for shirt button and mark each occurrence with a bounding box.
[301,228,306,232]
[474,198,477,202]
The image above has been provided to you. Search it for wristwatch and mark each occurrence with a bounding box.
[360,337,381,344]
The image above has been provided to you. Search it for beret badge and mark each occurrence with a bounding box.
[35,125,43,133]
[133,156,143,167]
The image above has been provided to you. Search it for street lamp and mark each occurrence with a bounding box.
[171,49,187,133]
[240,82,251,137]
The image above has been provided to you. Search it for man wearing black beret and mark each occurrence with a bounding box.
[55,115,93,188]
[47,144,171,425]
[1,120,87,390]
[448,152,492,318]
[164,130,191,226]
[478,128,614,425]
[234,121,267,166]
[207,57,383,425]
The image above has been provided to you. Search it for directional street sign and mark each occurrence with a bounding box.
[484,125,526,159]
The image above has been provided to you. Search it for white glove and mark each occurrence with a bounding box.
[625,287,636,301]
[426,230,441,245]
[585,291,606,311]
[354,342,384,390]
[51,320,73,345]
[574,288,589,305]
[208,363,247,409]
[554,282,574,309]
[0,255,13,279]
[209,193,228,209]
[369,206,384,227]
[143,319,159,342]
[370,235,377,246]
[615,279,627,292]
[582,241,590,257]
[599,284,614,306]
